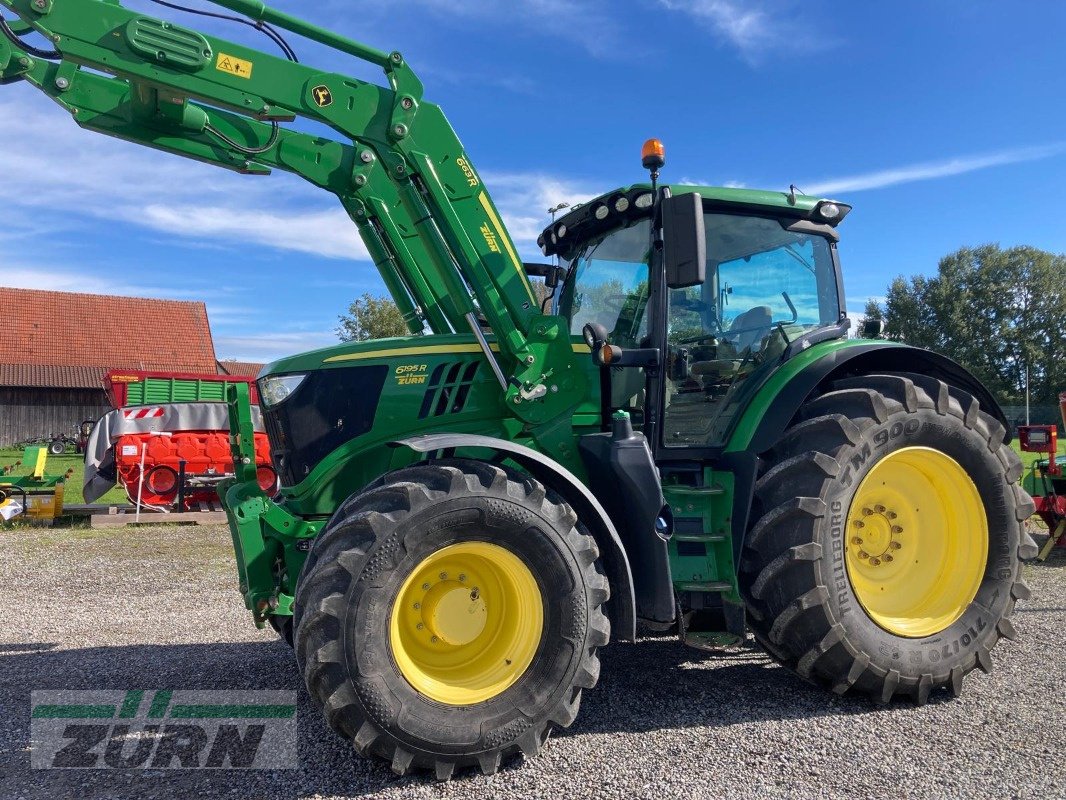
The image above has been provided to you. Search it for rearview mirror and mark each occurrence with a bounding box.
[662,192,706,289]
[862,318,885,339]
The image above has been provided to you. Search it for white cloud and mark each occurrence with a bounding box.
[214,330,339,362]
[806,143,1066,196]
[136,204,365,260]
[0,265,209,299]
[0,94,366,261]
[482,171,600,255]
[658,0,827,61]
[0,93,600,267]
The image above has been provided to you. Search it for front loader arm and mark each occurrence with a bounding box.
[0,0,584,431]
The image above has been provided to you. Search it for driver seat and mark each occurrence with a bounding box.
[727,305,773,352]
[690,305,773,379]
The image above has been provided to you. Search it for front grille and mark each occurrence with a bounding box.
[417,361,480,419]
[262,365,387,486]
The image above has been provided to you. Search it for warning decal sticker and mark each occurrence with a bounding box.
[216,52,254,79]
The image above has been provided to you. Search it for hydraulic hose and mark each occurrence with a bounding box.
[203,120,279,155]
[0,14,60,59]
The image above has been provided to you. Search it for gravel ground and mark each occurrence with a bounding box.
[1,523,1064,800]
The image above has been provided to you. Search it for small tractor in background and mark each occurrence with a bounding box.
[1018,392,1066,560]
[0,0,1037,778]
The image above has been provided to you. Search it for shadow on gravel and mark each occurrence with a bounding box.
[567,637,901,739]
[0,634,896,799]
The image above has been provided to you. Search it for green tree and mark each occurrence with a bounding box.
[337,293,412,342]
[871,244,1066,405]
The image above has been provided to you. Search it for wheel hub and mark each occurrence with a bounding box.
[389,541,544,705]
[420,580,487,646]
[844,446,988,638]
[850,505,902,565]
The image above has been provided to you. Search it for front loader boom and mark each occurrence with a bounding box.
[0,0,584,430]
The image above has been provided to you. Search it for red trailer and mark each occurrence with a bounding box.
[104,369,261,408]
[1018,391,1066,560]
[86,369,275,510]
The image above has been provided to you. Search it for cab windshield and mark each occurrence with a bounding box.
[560,219,651,347]
[560,210,843,446]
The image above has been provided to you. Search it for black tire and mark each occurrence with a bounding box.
[48,440,65,456]
[293,459,610,778]
[740,372,1037,704]
[268,615,294,647]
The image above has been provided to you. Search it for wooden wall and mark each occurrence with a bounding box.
[0,387,111,447]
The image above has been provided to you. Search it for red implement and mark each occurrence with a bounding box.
[113,430,276,508]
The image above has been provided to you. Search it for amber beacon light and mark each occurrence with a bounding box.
[641,138,666,171]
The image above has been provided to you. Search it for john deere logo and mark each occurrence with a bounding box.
[311,85,333,107]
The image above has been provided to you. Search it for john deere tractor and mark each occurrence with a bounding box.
[1,0,1037,778]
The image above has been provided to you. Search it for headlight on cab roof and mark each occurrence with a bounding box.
[812,199,852,225]
[259,373,307,408]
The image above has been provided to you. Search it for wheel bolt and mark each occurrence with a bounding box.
[430,635,439,643]
[854,520,865,529]
[891,525,903,534]
[439,572,448,580]
[874,504,886,513]
[413,602,420,609]
[852,537,864,545]
[862,507,874,516]
[858,551,870,560]
[870,557,881,566]
[888,511,897,519]
[458,574,466,582]
[416,623,424,630]
[890,541,902,550]
[885,554,894,562]
[422,582,430,590]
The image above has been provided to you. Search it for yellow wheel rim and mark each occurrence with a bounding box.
[845,446,988,638]
[389,542,544,705]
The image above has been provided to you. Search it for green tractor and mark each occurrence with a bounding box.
[1,0,1036,778]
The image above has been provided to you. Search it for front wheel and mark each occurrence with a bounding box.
[294,460,609,778]
[48,439,66,456]
[740,373,1036,703]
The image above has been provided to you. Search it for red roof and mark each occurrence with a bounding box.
[217,359,265,376]
[0,287,217,389]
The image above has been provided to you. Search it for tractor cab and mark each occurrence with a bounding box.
[542,184,851,451]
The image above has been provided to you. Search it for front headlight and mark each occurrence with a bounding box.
[259,373,307,408]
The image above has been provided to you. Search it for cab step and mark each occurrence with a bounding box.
[675,580,733,593]
[673,533,727,543]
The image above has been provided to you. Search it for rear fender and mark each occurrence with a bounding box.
[744,343,1008,455]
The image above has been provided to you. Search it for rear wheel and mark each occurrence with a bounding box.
[294,459,609,778]
[740,373,1037,703]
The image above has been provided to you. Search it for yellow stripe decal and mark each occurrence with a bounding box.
[478,192,536,304]
[324,340,589,364]
[324,343,497,363]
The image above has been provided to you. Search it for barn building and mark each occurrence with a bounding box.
[0,287,263,446]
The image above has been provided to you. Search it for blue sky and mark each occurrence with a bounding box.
[3,0,1066,361]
